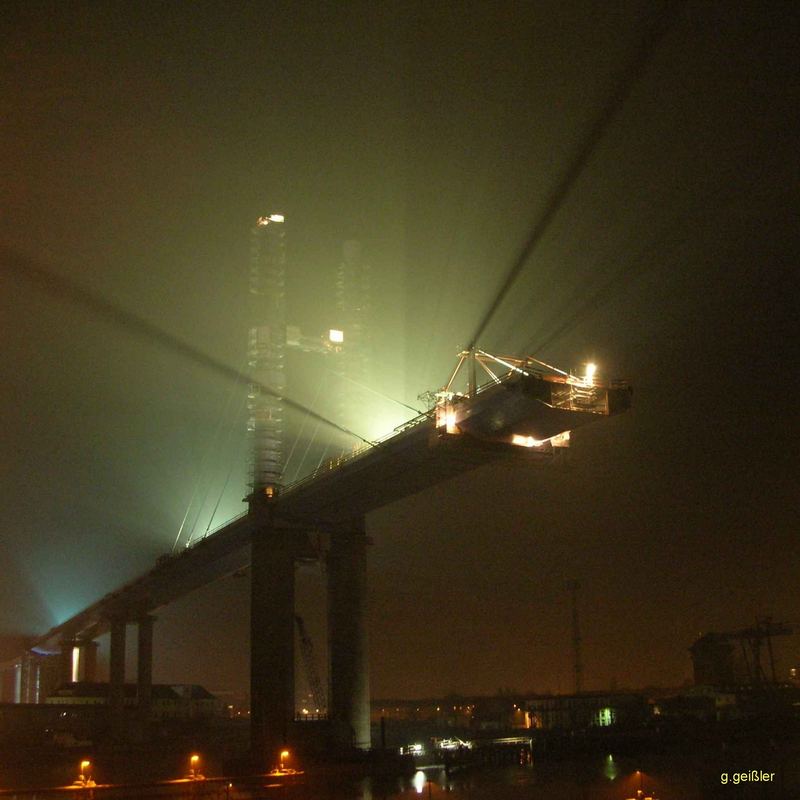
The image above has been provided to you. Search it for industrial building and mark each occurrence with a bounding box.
[524,692,648,731]
[45,682,222,720]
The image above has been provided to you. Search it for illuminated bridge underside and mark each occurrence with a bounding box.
[33,374,631,648]
[276,417,540,525]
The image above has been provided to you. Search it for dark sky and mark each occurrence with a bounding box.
[1,2,798,701]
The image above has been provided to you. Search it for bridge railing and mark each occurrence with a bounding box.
[280,407,437,496]
[179,409,436,550]
[190,360,609,543]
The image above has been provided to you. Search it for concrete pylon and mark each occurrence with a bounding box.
[18,654,36,703]
[13,661,22,703]
[108,617,127,739]
[250,521,295,766]
[137,615,155,720]
[78,640,99,682]
[328,519,370,750]
[58,639,76,686]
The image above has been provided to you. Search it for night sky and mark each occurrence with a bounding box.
[1,2,798,702]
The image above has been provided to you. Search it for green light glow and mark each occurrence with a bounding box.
[603,754,619,781]
[596,707,614,726]
[364,408,416,443]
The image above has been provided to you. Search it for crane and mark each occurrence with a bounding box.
[723,618,793,686]
[294,615,326,713]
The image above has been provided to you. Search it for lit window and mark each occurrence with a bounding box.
[596,707,614,727]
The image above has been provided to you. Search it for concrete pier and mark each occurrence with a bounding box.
[78,640,98,682]
[58,640,76,686]
[137,615,155,718]
[17,654,35,703]
[250,522,295,765]
[108,617,127,738]
[14,662,22,703]
[328,520,370,749]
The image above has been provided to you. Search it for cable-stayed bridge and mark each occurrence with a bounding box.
[1,0,670,755]
[18,335,630,758]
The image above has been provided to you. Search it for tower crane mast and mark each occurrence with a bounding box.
[294,614,326,712]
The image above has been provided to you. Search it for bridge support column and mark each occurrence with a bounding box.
[328,519,370,750]
[250,523,295,766]
[108,617,127,739]
[137,615,155,721]
[28,658,41,703]
[13,661,22,703]
[58,639,77,686]
[77,640,99,682]
[17,654,35,703]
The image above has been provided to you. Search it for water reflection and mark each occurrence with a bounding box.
[603,753,619,781]
[299,756,704,799]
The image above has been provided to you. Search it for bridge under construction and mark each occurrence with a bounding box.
[24,350,631,759]
[6,215,632,766]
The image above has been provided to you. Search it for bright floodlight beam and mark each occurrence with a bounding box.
[329,329,344,343]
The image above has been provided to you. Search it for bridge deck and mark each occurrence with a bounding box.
[31,373,630,647]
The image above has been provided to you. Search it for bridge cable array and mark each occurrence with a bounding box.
[2,245,427,550]
[186,379,251,549]
[466,0,684,352]
[172,357,249,552]
[2,5,683,554]
[1,245,375,449]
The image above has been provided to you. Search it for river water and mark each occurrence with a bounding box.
[289,754,791,800]
[2,749,795,798]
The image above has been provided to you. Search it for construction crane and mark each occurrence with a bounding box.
[724,618,794,686]
[692,618,795,688]
[294,615,326,713]
[432,349,631,452]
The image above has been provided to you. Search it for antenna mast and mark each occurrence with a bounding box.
[566,579,583,694]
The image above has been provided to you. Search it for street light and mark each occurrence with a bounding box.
[189,753,201,779]
[77,759,94,787]
[279,749,290,770]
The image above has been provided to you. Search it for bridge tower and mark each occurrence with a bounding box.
[247,214,295,764]
[247,216,372,762]
[247,214,287,498]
